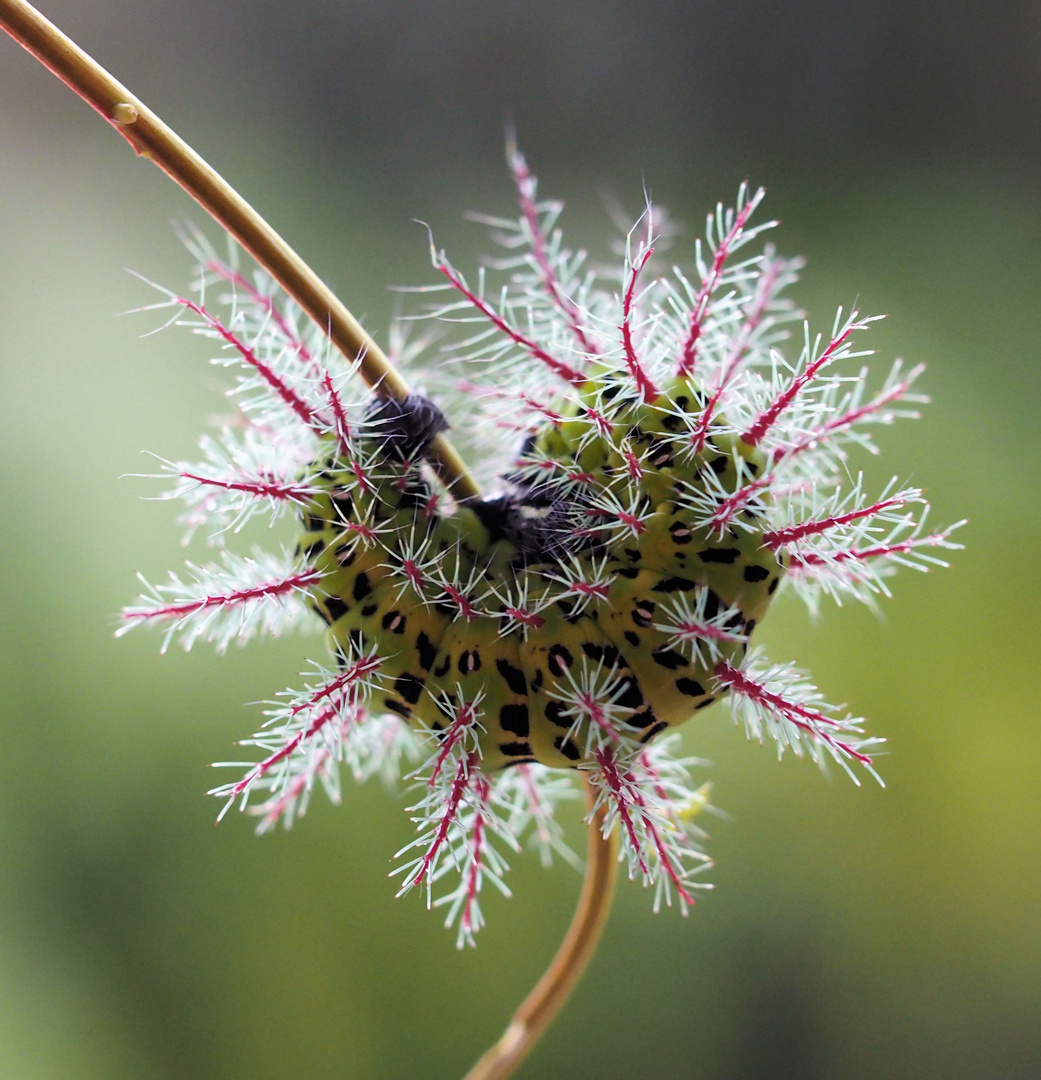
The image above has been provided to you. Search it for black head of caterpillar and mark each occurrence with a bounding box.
[298,372,785,772]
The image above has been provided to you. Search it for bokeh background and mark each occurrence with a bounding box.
[1,2,1038,1078]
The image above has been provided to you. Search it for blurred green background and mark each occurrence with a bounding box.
[1,2,1038,1078]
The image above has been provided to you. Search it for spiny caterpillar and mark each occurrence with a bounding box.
[123,153,959,934]
[300,375,784,772]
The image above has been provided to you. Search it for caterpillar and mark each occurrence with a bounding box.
[122,157,958,929]
[298,371,786,773]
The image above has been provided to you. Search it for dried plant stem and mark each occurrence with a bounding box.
[463,776,620,1080]
[3,9,623,1073]
[0,0,481,503]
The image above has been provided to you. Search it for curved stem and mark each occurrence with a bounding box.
[463,775,620,1080]
[0,0,481,503]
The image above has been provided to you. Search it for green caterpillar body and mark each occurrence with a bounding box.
[297,374,785,771]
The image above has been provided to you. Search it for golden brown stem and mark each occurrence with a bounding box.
[1,10,623,1076]
[0,0,481,503]
[463,775,620,1080]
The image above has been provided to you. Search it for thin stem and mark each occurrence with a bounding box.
[463,775,620,1080]
[0,0,481,503]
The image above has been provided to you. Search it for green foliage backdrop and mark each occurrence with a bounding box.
[1,3,1038,1077]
